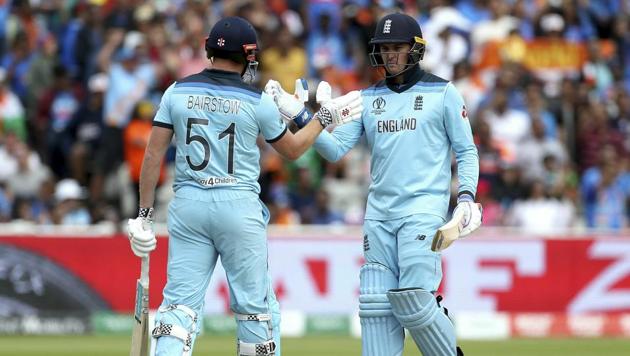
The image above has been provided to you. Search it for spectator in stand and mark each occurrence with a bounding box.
[582,40,615,97]
[124,100,165,210]
[0,182,12,222]
[517,118,568,184]
[474,117,507,187]
[581,145,630,230]
[492,163,527,211]
[506,179,576,233]
[288,167,317,223]
[260,26,307,93]
[52,178,91,225]
[4,140,50,200]
[483,87,530,161]
[576,101,626,172]
[0,132,47,184]
[307,12,346,78]
[92,29,157,203]
[24,34,57,132]
[1,31,35,103]
[36,65,82,178]
[0,67,25,141]
[311,189,344,225]
[66,73,107,185]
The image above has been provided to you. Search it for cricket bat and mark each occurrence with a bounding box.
[130,256,150,356]
[431,209,465,252]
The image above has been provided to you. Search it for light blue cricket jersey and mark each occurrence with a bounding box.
[153,69,287,194]
[314,70,479,220]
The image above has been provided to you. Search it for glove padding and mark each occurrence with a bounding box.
[264,78,311,127]
[452,199,483,237]
[316,90,363,127]
[127,217,157,258]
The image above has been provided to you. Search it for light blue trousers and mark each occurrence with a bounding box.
[154,187,280,355]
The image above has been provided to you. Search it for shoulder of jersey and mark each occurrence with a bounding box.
[362,80,387,95]
[415,71,450,88]
[175,71,263,96]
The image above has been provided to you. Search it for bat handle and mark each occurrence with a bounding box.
[140,256,150,287]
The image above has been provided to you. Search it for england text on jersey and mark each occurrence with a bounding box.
[377,118,417,133]
[186,95,241,115]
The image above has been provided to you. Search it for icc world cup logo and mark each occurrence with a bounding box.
[373,97,386,110]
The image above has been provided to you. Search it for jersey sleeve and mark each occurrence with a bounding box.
[444,82,479,198]
[257,93,288,143]
[153,82,176,129]
[313,118,364,162]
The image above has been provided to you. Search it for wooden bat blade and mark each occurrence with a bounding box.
[431,210,465,252]
[130,279,149,356]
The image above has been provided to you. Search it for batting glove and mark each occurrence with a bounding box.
[452,194,482,237]
[127,207,157,258]
[264,78,312,128]
[316,90,363,127]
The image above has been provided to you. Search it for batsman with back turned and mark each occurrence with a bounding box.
[267,12,482,356]
[126,16,362,356]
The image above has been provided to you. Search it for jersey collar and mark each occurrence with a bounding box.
[385,66,424,93]
[203,68,242,79]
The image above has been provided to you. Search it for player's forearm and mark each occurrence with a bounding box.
[288,119,324,159]
[455,146,480,197]
[138,151,162,208]
[313,129,343,162]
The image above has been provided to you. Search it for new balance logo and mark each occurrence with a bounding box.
[363,234,370,251]
[415,234,426,241]
[414,95,423,110]
[383,19,392,34]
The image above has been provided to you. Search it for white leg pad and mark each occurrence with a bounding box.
[387,288,457,356]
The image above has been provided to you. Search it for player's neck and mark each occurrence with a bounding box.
[208,58,244,74]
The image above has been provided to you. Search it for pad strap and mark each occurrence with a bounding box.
[152,322,192,356]
[234,312,272,322]
[238,339,276,356]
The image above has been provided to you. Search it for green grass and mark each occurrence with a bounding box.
[0,335,629,355]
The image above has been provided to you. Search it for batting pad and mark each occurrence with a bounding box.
[152,304,198,356]
[387,288,457,356]
[235,312,276,355]
[359,263,404,356]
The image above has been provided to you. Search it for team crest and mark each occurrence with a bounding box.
[461,105,468,119]
[371,97,386,115]
[383,19,392,34]
[414,95,423,110]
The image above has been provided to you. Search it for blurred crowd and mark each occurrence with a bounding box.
[0,0,629,232]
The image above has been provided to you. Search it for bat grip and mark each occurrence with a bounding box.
[140,256,150,287]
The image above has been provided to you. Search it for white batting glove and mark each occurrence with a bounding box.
[316,80,332,104]
[127,208,156,258]
[452,194,483,237]
[316,90,363,127]
[264,78,311,128]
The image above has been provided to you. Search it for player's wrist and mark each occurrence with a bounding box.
[317,106,334,128]
[138,207,154,222]
[293,108,313,129]
[457,191,475,203]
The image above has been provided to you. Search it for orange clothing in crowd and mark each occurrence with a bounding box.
[124,119,165,183]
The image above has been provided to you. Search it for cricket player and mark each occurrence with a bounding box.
[126,17,362,356]
[267,13,481,356]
